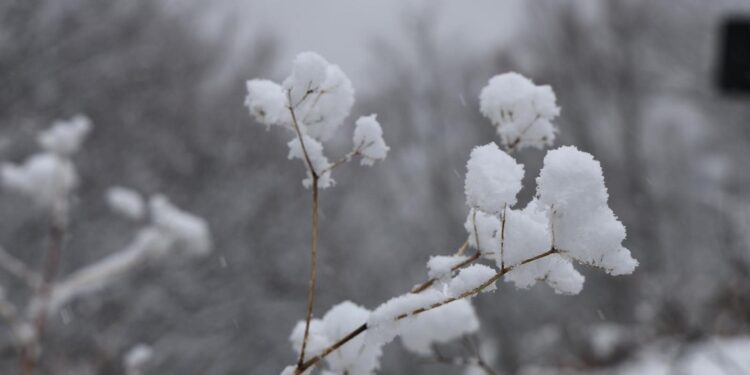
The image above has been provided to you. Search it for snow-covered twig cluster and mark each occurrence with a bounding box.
[0,117,211,375]
[247,52,637,375]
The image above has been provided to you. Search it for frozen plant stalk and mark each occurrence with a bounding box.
[248,56,637,375]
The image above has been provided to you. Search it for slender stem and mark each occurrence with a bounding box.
[296,248,559,373]
[297,177,319,368]
[455,240,469,256]
[500,204,507,270]
[287,90,317,180]
[287,90,321,370]
[21,210,66,375]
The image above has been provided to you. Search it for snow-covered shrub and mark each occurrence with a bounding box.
[0,116,211,374]
[245,51,388,190]
[247,53,636,375]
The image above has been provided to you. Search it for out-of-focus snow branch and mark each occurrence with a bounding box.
[0,247,42,290]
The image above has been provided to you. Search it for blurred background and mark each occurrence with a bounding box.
[1,0,750,374]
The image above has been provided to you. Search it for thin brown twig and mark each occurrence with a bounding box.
[505,114,541,153]
[500,204,507,270]
[455,240,469,256]
[21,210,66,375]
[297,248,559,373]
[287,90,322,370]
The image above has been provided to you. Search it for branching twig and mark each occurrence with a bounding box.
[296,248,559,373]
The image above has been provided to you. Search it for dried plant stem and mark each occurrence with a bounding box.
[287,91,322,370]
[296,248,559,373]
[20,211,66,375]
[500,204,507,270]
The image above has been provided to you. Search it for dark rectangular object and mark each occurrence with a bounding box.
[718,17,750,93]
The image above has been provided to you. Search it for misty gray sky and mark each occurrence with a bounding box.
[210,0,524,88]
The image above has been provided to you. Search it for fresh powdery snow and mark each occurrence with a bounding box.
[537,146,638,275]
[479,72,559,150]
[290,301,383,375]
[245,79,287,127]
[464,209,502,255]
[246,51,386,191]
[399,299,480,356]
[258,57,638,374]
[149,195,211,257]
[427,255,470,283]
[464,142,524,214]
[287,134,334,189]
[1,153,78,208]
[37,115,92,156]
[106,186,146,220]
[353,115,389,166]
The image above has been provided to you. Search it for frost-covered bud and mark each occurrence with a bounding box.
[464,209,501,254]
[1,153,77,208]
[479,72,559,150]
[283,52,354,142]
[37,115,91,156]
[287,135,334,189]
[149,195,211,256]
[537,146,637,275]
[245,79,287,126]
[464,143,524,214]
[107,186,145,220]
[353,114,389,166]
[400,299,479,356]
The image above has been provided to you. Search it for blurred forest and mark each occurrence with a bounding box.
[1,0,750,374]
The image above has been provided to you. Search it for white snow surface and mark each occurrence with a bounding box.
[287,134,334,189]
[353,114,389,166]
[149,195,211,256]
[464,142,524,214]
[37,115,92,156]
[106,186,145,220]
[399,299,479,356]
[479,72,559,150]
[1,153,78,208]
[537,146,637,275]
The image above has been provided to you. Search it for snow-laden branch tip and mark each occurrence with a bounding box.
[37,115,91,156]
[107,186,146,221]
[352,115,389,166]
[465,143,524,214]
[479,72,559,151]
[245,51,387,190]
[1,153,78,209]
